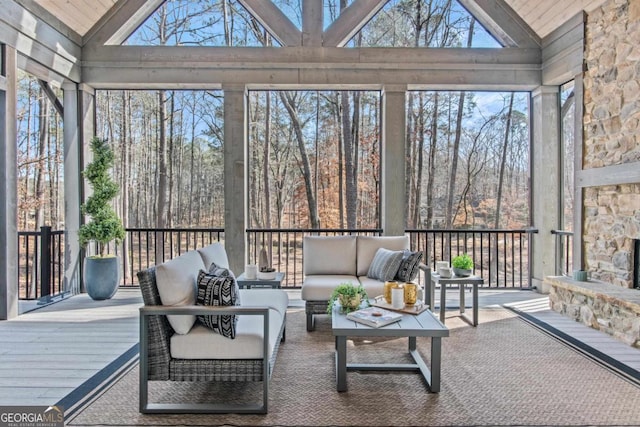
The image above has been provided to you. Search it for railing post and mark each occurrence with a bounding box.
[39,226,52,301]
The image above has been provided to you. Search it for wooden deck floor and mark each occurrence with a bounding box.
[0,288,638,407]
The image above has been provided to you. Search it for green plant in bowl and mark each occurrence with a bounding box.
[452,253,474,277]
[327,283,368,315]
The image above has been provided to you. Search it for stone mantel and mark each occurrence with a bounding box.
[546,276,640,348]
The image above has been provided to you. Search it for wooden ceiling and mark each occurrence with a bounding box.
[504,0,607,39]
[34,0,607,41]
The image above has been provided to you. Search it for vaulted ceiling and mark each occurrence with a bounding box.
[33,0,607,41]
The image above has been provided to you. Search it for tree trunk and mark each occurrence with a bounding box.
[264,91,272,228]
[156,90,169,262]
[341,91,357,229]
[495,93,515,228]
[425,93,439,228]
[280,92,319,228]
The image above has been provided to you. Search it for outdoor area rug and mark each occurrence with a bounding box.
[65,308,640,426]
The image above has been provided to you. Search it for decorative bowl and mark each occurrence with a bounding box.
[257,270,277,280]
[453,267,472,277]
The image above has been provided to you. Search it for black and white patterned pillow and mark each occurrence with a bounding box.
[395,250,423,282]
[367,248,404,281]
[196,269,241,339]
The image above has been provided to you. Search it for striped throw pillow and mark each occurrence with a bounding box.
[196,269,241,339]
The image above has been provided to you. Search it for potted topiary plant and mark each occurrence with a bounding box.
[327,283,369,315]
[452,253,474,277]
[79,136,126,300]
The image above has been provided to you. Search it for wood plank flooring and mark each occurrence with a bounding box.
[0,287,637,408]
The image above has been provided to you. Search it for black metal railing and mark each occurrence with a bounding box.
[247,228,536,289]
[247,228,382,287]
[115,228,225,286]
[17,226,537,298]
[407,228,538,288]
[551,229,574,276]
[17,226,65,300]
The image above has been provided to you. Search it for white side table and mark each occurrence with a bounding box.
[427,272,484,326]
[236,272,285,289]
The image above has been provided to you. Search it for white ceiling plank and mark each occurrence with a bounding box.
[323,0,387,47]
[237,0,301,47]
[15,0,82,44]
[459,0,540,48]
[83,0,165,47]
[302,0,323,47]
[35,0,116,36]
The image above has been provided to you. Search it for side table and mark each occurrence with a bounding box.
[236,272,285,289]
[426,272,484,326]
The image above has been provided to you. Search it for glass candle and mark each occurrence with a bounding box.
[404,282,417,305]
[383,281,397,304]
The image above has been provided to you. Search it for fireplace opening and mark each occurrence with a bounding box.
[634,239,639,289]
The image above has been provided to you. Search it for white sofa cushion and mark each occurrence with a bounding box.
[197,242,230,270]
[171,308,283,359]
[356,236,409,276]
[239,289,289,317]
[301,275,359,300]
[303,236,357,276]
[156,251,206,334]
[358,276,387,299]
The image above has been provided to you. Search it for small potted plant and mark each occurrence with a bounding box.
[79,137,126,300]
[452,253,474,277]
[327,283,369,315]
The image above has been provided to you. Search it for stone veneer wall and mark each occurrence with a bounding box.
[583,0,640,288]
[547,276,640,348]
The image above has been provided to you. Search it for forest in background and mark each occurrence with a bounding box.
[16,0,535,233]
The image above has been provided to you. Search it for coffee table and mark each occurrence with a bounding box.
[331,305,449,392]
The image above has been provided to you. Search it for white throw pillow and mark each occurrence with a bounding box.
[155,250,205,334]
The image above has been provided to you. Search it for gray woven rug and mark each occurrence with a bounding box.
[66,308,640,426]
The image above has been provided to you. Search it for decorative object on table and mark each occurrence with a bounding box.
[439,266,453,278]
[391,286,405,309]
[435,261,449,271]
[383,280,398,304]
[79,136,126,300]
[245,264,258,280]
[346,306,403,328]
[327,283,368,315]
[404,282,418,305]
[259,247,269,271]
[573,269,588,281]
[452,253,474,277]
[372,297,429,315]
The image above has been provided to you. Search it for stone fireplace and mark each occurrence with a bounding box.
[547,0,640,349]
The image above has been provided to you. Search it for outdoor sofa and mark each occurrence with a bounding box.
[137,242,288,414]
[301,235,424,331]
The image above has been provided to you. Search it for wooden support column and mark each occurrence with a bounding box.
[531,86,561,292]
[63,83,94,294]
[0,44,18,319]
[381,85,407,236]
[223,84,247,274]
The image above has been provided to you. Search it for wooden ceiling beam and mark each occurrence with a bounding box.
[0,0,80,81]
[459,0,541,48]
[83,0,164,47]
[323,0,387,47]
[82,45,541,90]
[237,0,301,47]
[302,0,323,47]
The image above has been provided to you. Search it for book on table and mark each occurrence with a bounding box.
[346,306,403,328]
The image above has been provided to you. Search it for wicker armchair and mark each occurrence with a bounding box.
[137,267,286,414]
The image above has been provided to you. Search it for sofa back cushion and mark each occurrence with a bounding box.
[303,235,357,276]
[356,235,409,277]
[197,242,230,270]
[156,250,206,334]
